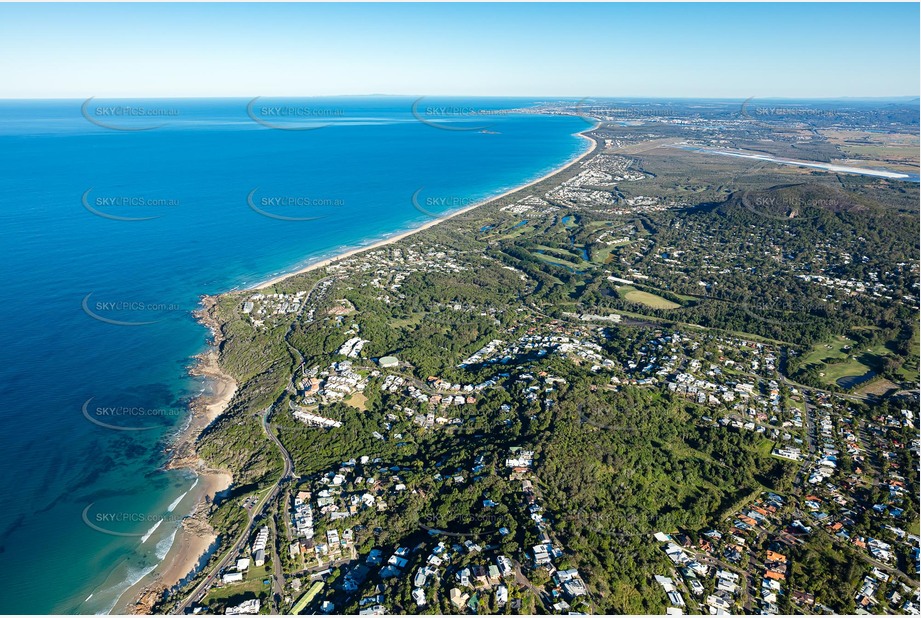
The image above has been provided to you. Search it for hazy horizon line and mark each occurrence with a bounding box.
[2,94,918,102]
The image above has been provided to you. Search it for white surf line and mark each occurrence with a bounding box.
[166,476,200,513]
[167,491,189,513]
[140,519,163,544]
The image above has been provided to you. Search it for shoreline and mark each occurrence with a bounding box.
[115,298,237,615]
[113,470,232,615]
[121,120,598,614]
[252,124,599,291]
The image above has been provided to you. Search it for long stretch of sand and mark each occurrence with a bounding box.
[253,126,598,291]
[117,123,597,614]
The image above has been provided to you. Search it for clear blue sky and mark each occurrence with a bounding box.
[0,3,917,98]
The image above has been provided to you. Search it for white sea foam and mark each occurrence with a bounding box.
[167,490,188,513]
[156,526,179,561]
[93,561,159,615]
[139,519,162,544]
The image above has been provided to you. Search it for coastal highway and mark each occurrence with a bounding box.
[175,275,316,613]
[173,406,293,614]
[262,406,294,482]
[260,408,294,612]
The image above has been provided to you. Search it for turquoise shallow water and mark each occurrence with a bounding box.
[0,97,587,613]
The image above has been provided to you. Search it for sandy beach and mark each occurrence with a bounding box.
[253,125,599,291]
[113,470,232,615]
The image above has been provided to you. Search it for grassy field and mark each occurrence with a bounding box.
[534,248,583,271]
[590,241,631,265]
[494,219,535,240]
[755,438,775,458]
[536,244,583,261]
[820,129,920,167]
[345,391,368,411]
[202,564,272,608]
[616,285,681,310]
[390,312,427,329]
[584,220,616,232]
[800,335,887,387]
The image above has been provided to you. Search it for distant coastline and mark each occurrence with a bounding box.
[250,124,599,292]
[118,121,598,614]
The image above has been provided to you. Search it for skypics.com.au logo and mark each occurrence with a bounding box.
[246,97,347,131]
[411,97,511,132]
[81,293,184,326]
[82,504,186,538]
[247,188,344,221]
[82,189,179,221]
[82,397,183,431]
[81,98,180,131]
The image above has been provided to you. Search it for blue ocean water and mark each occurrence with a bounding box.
[0,97,588,614]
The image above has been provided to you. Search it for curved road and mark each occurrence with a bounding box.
[174,407,293,613]
[174,275,323,613]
